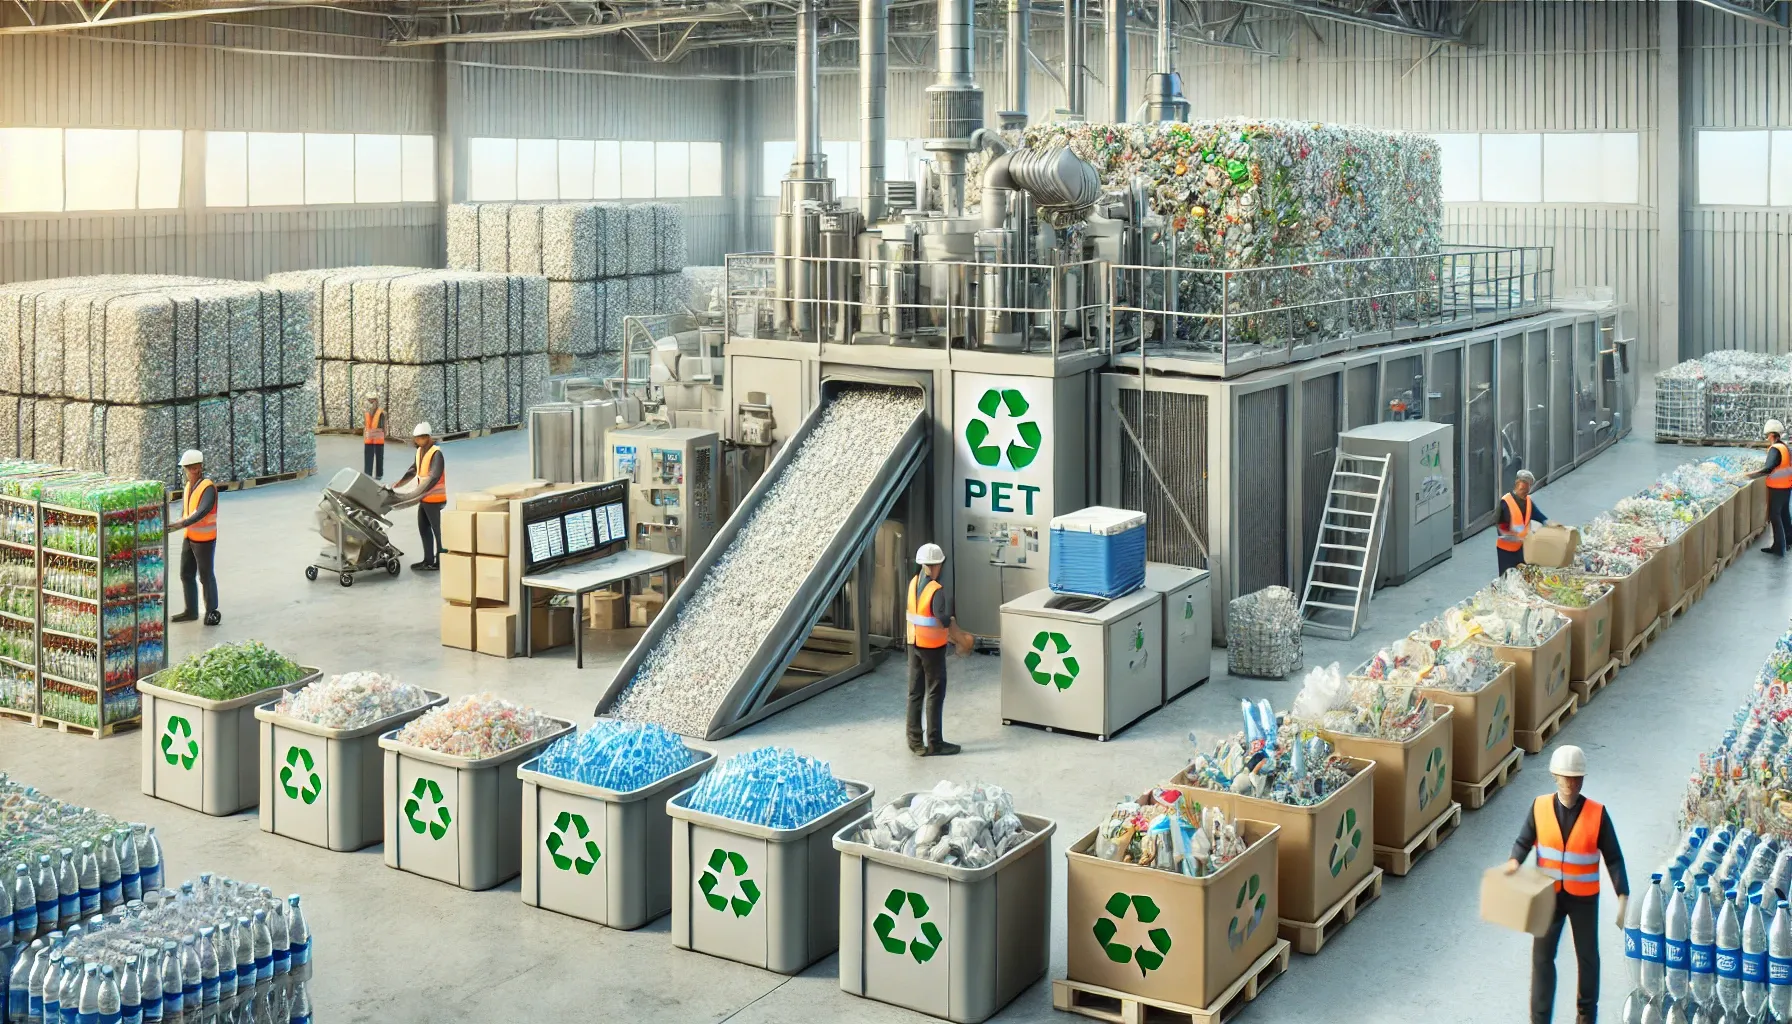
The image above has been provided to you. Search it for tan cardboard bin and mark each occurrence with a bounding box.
[1065,819,1280,1010]
[1587,570,1639,652]
[1481,864,1557,936]
[1556,587,1613,681]
[1483,622,1570,733]
[528,606,565,651]
[1172,757,1374,924]
[1657,535,1687,606]
[476,608,517,658]
[1420,663,1516,783]
[1752,477,1767,537]
[441,510,476,554]
[456,491,505,513]
[630,591,666,627]
[475,511,510,556]
[585,591,627,630]
[475,555,509,603]
[1325,707,1454,849]
[441,602,476,650]
[548,606,575,647]
[440,552,474,604]
[1523,525,1579,568]
[1716,499,1736,557]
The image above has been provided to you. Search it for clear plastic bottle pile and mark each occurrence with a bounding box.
[1678,628,1792,836]
[1621,825,1792,1024]
[6,874,313,1024]
[1354,635,1504,694]
[1179,698,1357,806]
[391,693,555,759]
[682,747,849,830]
[1,776,167,949]
[270,672,428,731]
[532,720,694,792]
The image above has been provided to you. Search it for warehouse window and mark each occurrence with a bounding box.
[761,140,796,197]
[763,140,920,200]
[0,128,183,213]
[594,141,622,199]
[467,137,517,201]
[620,141,656,199]
[656,141,690,198]
[690,141,724,197]
[209,131,436,207]
[1693,129,1792,207]
[558,140,596,200]
[471,136,722,201]
[516,138,559,201]
[1434,132,1639,205]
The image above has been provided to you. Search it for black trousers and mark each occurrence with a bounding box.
[418,502,443,565]
[1769,487,1792,554]
[363,443,384,479]
[906,645,948,747]
[179,537,218,615]
[1498,546,1525,577]
[1531,893,1599,1024]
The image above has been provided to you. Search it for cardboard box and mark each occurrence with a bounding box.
[1657,535,1687,606]
[1481,865,1558,937]
[1558,587,1613,681]
[1421,664,1516,784]
[1587,570,1639,652]
[440,552,475,605]
[476,607,517,658]
[1715,499,1736,557]
[441,602,476,650]
[548,606,575,648]
[1484,622,1571,734]
[441,510,476,555]
[475,555,508,603]
[1523,524,1579,568]
[629,591,665,627]
[1752,477,1768,537]
[456,491,505,513]
[488,482,536,500]
[1175,758,1374,924]
[528,606,566,650]
[1066,819,1280,1010]
[475,511,510,556]
[524,479,553,496]
[1325,707,1455,849]
[585,591,626,630]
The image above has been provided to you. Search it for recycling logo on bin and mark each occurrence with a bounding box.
[1328,807,1362,878]
[873,888,943,964]
[403,777,452,840]
[1126,622,1149,673]
[1227,875,1266,951]
[1026,631,1078,690]
[1546,652,1566,698]
[279,746,321,805]
[160,715,197,770]
[1486,694,1511,749]
[1092,892,1171,976]
[698,849,759,918]
[546,811,600,875]
[1418,746,1447,813]
[964,388,1042,470]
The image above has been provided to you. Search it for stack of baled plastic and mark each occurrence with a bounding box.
[1653,351,1792,444]
[267,267,548,436]
[1226,585,1302,679]
[0,275,316,487]
[444,202,690,374]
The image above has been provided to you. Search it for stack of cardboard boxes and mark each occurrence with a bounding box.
[439,481,575,657]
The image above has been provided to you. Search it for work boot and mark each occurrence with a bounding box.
[203,611,221,626]
[907,739,927,757]
[1763,547,1784,556]
[171,611,198,623]
[926,740,962,757]
[411,560,435,571]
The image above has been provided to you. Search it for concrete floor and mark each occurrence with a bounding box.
[3,394,1783,1024]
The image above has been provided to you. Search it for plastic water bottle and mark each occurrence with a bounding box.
[75,846,99,920]
[54,854,77,931]
[29,939,58,1022]
[1719,889,1745,1011]
[57,958,79,1024]
[250,912,272,982]
[232,917,253,992]
[118,956,140,1024]
[75,962,99,1024]
[40,953,63,1023]
[288,981,310,1024]
[1688,1000,1718,1024]
[1694,885,1719,1004]
[137,948,161,1024]
[113,833,139,908]
[1623,987,1650,1024]
[94,965,117,1024]
[9,938,39,1022]
[283,898,308,968]
[95,845,120,915]
[1640,993,1665,1024]
[132,832,160,895]
[1668,880,1693,999]
[176,937,199,1012]
[262,906,287,977]
[1745,893,1771,1017]
[1,860,13,952]
[1629,884,1649,986]
[194,928,218,1006]
[1664,994,1690,1024]
[12,866,36,944]
[34,858,58,937]
[1644,875,1669,997]
[158,940,180,1019]
[214,922,236,999]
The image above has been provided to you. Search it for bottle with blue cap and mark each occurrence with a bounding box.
[1744,892,1770,1017]
[1642,874,1667,997]
[1666,878,1692,999]
[1717,888,1744,1011]
[1692,882,1718,1004]
[9,938,40,1022]
[12,866,35,944]
[1770,898,1792,1022]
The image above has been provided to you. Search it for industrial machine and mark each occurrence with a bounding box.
[608,426,721,559]
[529,398,626,485]
[998,587,1163,742]
[305,469,410,587]
[1143,562,1211,701]
[1341,421,1456,588]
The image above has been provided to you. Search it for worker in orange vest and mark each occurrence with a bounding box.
[1753,419,1792,556]
[1503,746,1630,1024]
[393,423,447,571]
[168,449,221,625]
[1496,469,1549,577]
[907,543,970,757]
[362,393,391,480]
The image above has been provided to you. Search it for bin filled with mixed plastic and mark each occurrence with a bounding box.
[1297,663,1454,850]
[1357,637,1514,784]
[1416,584,1569,737]
[518,720,714,929]
[667,746,872,973]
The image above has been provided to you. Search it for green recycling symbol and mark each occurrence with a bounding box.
[1093,892,1172,976]
[1227,874,1266,951]
[403,777,452,840]
[1546,654,1566,698]
[160,715,196,770]
[545,811,600,875]
[873,889,943,964]
[698,849,759,918]
[1418,746,1447,812]
[1026,631,1079,690]
[1126,622,1150,672]
[1486,694,1510,749]
[965,388,1041,469]
[279,746,321,805]
[1329,807,1362,877]
[1182,596,1195,620]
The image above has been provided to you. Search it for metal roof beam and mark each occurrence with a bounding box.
[1230,0,1471,41]
[1691,0,1790,30]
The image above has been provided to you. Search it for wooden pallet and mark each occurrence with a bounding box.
[1373,802,1463,877]
[39,715,138,738]
[1619,616,1663,667]
[1515,695,1579,755]
[1568,658,1621,707]
[1280,867,1383,955]
[1656,437,1770,448]
[0,705,38,726]
[1454,746,1525,811]
[1052,940,1292,1024]
[317,422,521,443]
[170,467,315,501]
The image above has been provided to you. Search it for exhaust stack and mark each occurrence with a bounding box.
[1142,0,1188,121]
[923,0,985,216]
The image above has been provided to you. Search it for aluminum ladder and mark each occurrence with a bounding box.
[1298,451,1391,640]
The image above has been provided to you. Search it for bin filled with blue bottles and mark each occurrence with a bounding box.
[666,747,872,974]
[518,720,715,930]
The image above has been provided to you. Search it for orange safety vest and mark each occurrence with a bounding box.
[184,478,217,543]
[416,445,446,504]
[364,409,386,446]
[1533,794,1604,897]
[907,575,949,649]
[1770,442,1792,490]
[1496,493,1534,552]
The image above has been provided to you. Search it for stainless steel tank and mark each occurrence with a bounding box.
[529,403,577,484]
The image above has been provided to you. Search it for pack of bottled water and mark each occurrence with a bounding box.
[7,873,312,1024]
[532,720,696,793]
[682,746,850,830]
[2,775,165,954]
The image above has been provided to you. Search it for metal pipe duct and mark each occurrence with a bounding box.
[1142,0,1189,121]
[1003,0,1030,127]
[860,0,889,223]
[792,0,823,178]
[1007,146,1102,212]
[1105,0,1128,123]
[1064,0,1086,116]
[923,0,985,216]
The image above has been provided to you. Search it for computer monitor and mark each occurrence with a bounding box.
[521,480,629,574]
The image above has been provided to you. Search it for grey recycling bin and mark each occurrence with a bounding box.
[140,667,323,816]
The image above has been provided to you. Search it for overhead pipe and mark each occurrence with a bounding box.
[778,0,832,334]
[792,0,823,179]
[923,0,984,216]
[1142,0,1188,120]
[1002,0,1030,128]
[1105,0,1127,123]
[860,0,889,223]
[1064,0,1086,116]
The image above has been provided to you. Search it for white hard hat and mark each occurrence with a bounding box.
[1515,469,1536,485]
[178,449,204,468]
[1549,745,1587,778]
[1767,419,1786,437]
[412,422,433,437]
[915,543,946,566]
[365,393,380,402]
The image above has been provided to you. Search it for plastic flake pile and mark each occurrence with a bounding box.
[857,781,1031,869]
[1292,662,1435,740]
[270,671,430,730]
[1416,582,1566,648]
[1678,628,1792,839]
[1091,788,1248,877]
[155,641,306,702]
[392,693,556,760]
[1181,699,1357,805]
[532,720,695,793]
[682,746,849,830]
[1226,586,1302,679]
[1654,350,1792,443]
[1355,636,1504,694]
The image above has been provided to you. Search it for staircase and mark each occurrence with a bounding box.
[1299,452,1392,640]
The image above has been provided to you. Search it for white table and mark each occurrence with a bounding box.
[520,549,685,668]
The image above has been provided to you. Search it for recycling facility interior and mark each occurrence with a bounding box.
[5,2,1792,1024]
